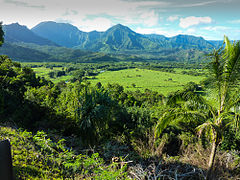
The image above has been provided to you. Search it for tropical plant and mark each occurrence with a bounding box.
[56,82,120,144]
[155,36,240,179]
[198,36,240,179]
[0,127,128,179]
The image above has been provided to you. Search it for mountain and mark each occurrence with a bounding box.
[0,42,119,62]
[208,40,224,48]
[169,35,213,49]
[31,21,88,48]
[3,23,58,46]
[73,24,161,53]
[144,34,169,46]
[1,21,216,63]
[0,42,53,61]
[32,22,214,53]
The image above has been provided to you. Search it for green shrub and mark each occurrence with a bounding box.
[0,126,128,179]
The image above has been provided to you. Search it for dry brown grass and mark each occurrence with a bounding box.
[180,144,240,179]
[130,129,168,158]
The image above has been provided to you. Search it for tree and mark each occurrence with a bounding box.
[198,36,240,179]
[0,22,4,47]
[155,36,240,179]
[48,71,55,78]
[56,82,119,144]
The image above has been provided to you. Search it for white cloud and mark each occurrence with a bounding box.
[229,19,240,24]
[78,18,114,32]
[186,28,196,33]
[0,0,169,30]
[203,26,230,31]
[202,26,240,40]
[179,16,212,28]
[176,1,217,8]
[140,10,159,27]
[4,0,44,9]
[167,15,179,22]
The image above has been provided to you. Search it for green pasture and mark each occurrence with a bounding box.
[32,67,72,83]
[30,64,206,95]
[89,68,205,95]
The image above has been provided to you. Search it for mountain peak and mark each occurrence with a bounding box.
[108,24,132,31]
[104,24,136,37]
[3,23,58,46]
[32,21,87,47]
[5,23,28,29]
[115,24,126,28]
[32,21,80,32]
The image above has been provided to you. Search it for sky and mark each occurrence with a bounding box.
[1,0,240,40]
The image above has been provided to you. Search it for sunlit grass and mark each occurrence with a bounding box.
[89,68,205,95]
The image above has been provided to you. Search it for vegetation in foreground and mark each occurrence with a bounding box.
[0,23,240,179]
[0,126,127,179]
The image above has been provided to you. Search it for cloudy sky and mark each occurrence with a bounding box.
[1,0,240,40]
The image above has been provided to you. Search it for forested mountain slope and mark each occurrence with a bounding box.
[3,23,58,46]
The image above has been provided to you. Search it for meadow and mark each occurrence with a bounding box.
[32,66,73,83]
[89,68,205,95]
[27,63,206,95]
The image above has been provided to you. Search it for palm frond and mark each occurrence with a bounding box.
[196,120,222,140]
[222,36,240,84]
[154,108,177,137]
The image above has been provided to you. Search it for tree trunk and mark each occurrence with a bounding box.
[206,139,218,180]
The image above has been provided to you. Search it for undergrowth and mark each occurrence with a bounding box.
[0,126,128,179]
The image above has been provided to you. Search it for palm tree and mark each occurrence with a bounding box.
[155,36,240,179]
[200,36,240,179]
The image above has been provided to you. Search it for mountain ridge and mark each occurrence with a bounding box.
[32,21,88,48]
[31,21,215,52]
[0,21,223,63]
[3,23,59,46]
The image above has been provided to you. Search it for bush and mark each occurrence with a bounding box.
[0,126,128,179]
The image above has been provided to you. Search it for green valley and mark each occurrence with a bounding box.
[1,20,240,180]
[24,62,205,95]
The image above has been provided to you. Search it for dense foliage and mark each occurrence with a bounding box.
[0,22,4,46]
[0,30,240,178]
[0,127,127,179]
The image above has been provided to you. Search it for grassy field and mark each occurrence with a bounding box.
[89,68,205,95]
[31,66,72,83]
[27,63,206,95]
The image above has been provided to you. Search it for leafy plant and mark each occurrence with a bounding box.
[0,126,128,179]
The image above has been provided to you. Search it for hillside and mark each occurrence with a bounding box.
[77,24,161,52]
[3,23,58,46]
[0,42,119,62]
[0,42,53,61]
[31,21,88,48]
[0,126,126,179]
